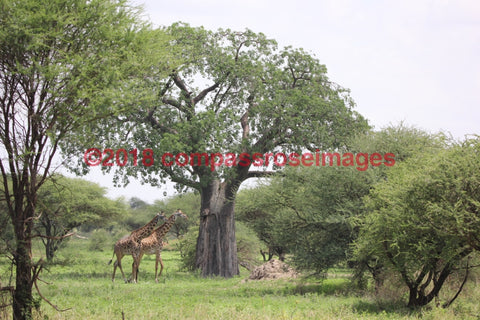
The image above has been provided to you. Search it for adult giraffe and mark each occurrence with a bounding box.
[133,209,188,283]
[109,212,166,283]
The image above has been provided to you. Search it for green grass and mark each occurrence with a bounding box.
[1,238,479,319]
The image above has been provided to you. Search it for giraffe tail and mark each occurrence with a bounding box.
[107,251,115,265]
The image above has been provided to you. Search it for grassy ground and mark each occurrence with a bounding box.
[1,238,479,319]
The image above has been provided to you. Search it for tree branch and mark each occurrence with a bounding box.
[161,97,183,110]
[146,107,178,134]
[382,237,414,288]
[172,74,190,95]
[240,110,249,141]
[162,166,200,191]
[34,277,71,312]
[443,257,470,308]
[193,82,220,105]
[32,232,75,241]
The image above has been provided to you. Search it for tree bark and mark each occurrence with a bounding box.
[44,218,55,262]
[195,179,239,278]
[45,239,56,262]
[406,249,472,308]
[12,215,34,320]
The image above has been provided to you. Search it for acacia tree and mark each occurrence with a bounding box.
[35,176,126,261]
[0,0,173,318]
[236,124,449,278]
[76,23,368,277]
[347,124,449,291]
[354,137,480,308]
[238,165,373,274]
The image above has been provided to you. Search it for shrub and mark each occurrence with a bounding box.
[177,227,198,271]
[88,229,111,252]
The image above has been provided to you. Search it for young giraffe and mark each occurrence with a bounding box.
[109,212,166,283]
[132,209,188,283]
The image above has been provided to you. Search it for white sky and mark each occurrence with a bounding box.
[76,0,480,203]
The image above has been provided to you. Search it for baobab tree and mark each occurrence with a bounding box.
[69,23,369,278]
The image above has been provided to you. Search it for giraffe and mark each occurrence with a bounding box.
[109,211,166,283]
[132,209,188,283]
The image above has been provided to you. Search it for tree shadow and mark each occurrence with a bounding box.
[351,300,418,317]
[279,278,423,317]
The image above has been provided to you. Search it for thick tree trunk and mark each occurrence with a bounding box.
[195,180,239,278]
[13,221,34,320]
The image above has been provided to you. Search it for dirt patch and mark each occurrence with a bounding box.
[245,259,298,281]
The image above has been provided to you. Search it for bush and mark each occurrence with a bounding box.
[88,229,111,252]
[177,226,198,271]
[236,221,262,269]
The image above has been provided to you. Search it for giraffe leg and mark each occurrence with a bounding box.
[112,253,127,283]
[131,260,137,284]
[131,260,139,284]
[117,259,128,283]
[131,253,142,284]
[134,252,146,283]
[155,251,164,283]
[115,253,128,283]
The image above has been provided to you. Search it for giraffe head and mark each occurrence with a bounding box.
[173,209,188,220]
[158,211,167,221]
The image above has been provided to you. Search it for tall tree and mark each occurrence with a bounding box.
[77,23,369,277]
[0,0,173,318]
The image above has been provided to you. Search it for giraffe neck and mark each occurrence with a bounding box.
[132,214,161,240]
[152,215,177,241]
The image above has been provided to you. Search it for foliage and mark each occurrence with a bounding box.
[35,175,127,260]
[238,165,373,274]
[123,198,163,231]
[0,199,14,255]
[345,124,449,287]
[121,192,198,240]
[237,124,451,277]
[177,226,198,272]
[87,229,111,252]
[0,0,175,317]
[73,22,369,190]
[349,122,448,163]
[234,221,263,270]
[159,192,199,238]
[236,187,286,261]
[353,136,480,307]
[61,22,369,278]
